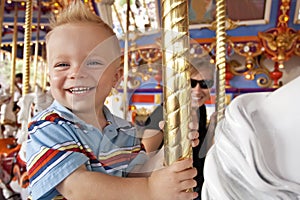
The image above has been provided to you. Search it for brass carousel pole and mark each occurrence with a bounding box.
[122,0,130,119]
[10,3,19,99]
[22,0,33,95]
[0,0,5,45]
[215,0,227,122]
[161,0,192,165]
[112,3,125,33]
[41,45,47,92]
[33,0,41,89]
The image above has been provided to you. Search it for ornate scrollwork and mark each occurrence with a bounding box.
[208,18,244,31]
[258,0,300,67]
[258,28,300,64]
[228,55,272,88]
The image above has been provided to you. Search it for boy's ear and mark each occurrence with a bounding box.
[113,67,123,88]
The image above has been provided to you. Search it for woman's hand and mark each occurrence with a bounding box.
[159,121,200,147]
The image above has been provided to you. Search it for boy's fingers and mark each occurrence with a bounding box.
[178,190,198,200]
[179,179,197,190]
[171,158,193,172]
[176,167,197,181]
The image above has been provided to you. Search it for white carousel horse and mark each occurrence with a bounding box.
[0,85,53,200]
[0,94,18,139]
[16,84,53,146]
[202,76,300,200]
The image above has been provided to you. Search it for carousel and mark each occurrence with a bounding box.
[0,0,300,199]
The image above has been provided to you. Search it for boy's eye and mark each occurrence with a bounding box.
[86,60,104,67]
[54,63,70,68]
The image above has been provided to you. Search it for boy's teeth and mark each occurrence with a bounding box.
[70,87,91,94]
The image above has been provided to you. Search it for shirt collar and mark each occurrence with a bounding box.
[50,100,132,132]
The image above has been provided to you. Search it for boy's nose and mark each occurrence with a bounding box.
[68,65,87,79]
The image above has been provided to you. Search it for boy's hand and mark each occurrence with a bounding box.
[159,121,200,147]
[148,158,198,200]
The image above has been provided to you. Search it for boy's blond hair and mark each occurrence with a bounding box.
[47,0,115,37]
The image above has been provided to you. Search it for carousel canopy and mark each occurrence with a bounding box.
[0,0,101,58]
[0,0,160,58]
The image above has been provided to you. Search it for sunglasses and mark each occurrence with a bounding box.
[191,79,214,89]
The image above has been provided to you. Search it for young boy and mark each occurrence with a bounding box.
[26,1,198,200]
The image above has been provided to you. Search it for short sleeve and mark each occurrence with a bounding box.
[26,120,89,200]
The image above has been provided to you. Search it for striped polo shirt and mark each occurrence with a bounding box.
[26,100,148,199]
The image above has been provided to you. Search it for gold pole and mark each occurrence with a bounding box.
[10,4,18,98]
[22,0,33,95]
[215,0,227,122]
[0,0,5,45]
[41,44,47,92]
[122,0,130,119]
[112,4,125,33]
[161,0,192,166]
[33,0,41,89]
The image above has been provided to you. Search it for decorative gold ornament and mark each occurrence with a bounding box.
[258,0,300,65]
[208,18,242,32]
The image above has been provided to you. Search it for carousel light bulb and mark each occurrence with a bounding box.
[21,2,25,6]
[131,52,136,59]
[243,45,250,53]
[190,47,195,54]
[7,0,12,4]
[279,63,284,69]
[246,62,253,69]
[245,73,252,80]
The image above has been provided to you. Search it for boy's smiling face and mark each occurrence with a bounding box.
[47,23,121,113]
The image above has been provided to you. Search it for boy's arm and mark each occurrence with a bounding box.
[142,129,164,153]
[56,159,198,200]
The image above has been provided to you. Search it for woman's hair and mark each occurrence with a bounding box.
[189,56,215,78]
[47,0,115,37]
